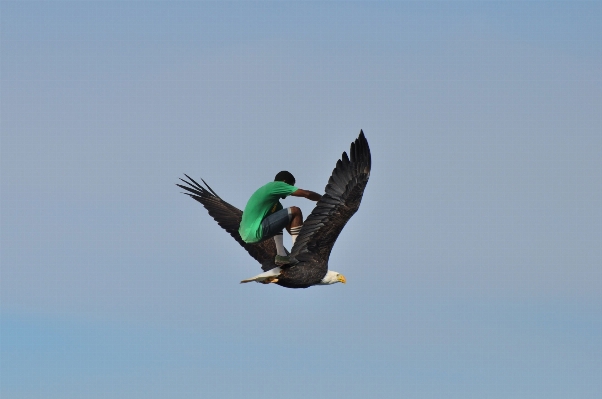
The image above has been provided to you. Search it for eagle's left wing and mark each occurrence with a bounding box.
[177,175,278,271]
[290,131,371,264]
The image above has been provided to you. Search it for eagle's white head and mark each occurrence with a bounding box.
[318,270,346,285]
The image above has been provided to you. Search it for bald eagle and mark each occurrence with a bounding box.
[177,130,371,288]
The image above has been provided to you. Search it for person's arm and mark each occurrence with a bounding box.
[290,189,322,202]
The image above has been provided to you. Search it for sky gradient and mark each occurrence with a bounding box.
[2,2,601,398]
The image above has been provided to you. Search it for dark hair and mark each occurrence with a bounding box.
[274,171,295,186]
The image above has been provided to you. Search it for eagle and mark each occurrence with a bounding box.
[177,130,371,289]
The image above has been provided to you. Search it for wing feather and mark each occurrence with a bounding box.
[291,130,371,262]
[177,176,278,271]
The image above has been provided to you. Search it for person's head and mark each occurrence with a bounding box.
[274,171,295,186]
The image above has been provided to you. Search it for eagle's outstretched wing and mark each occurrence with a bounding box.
[291,130,371,263]
[177,175,278,271]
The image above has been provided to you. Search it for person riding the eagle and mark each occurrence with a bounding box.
[238,171,322,266]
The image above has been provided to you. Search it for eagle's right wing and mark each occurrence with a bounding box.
[177,175,279,271]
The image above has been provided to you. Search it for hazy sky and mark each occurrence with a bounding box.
[2,2,601,398]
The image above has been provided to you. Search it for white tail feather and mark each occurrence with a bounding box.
[240,267,282,284]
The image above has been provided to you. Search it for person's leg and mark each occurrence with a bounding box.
[287,206,303,245]
[260,208,293,264]
[273,232,286,256]
[261,208,292,241]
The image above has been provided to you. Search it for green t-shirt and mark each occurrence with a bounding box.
[239,181,298,243]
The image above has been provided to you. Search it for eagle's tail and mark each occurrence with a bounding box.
[240,267,282,284]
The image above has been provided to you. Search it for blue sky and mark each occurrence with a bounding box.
[2,2,601,398]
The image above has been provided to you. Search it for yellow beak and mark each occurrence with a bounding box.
[338,274,347,284]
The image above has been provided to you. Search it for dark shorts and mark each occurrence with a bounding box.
[260,208,291,240]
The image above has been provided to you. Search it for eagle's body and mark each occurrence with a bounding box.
[177,131,371,289]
